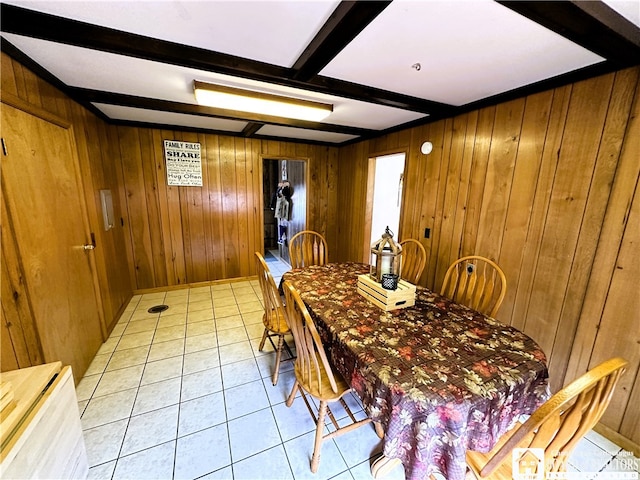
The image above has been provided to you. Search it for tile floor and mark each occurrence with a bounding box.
[77,253,637,480]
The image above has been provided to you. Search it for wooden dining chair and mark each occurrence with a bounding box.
[466,357,628,479]
[399,239,427,284]
[440,255,506,317]
[282,280,372,473]
[288,230,328,268]
[255,252,294,386]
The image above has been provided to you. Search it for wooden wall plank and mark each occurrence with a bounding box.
[475,99,525,262]
[565,75,640,381]
[565,71,640,445]
[418,121,447,288]
[139,129,167,287]
[399,124,430,273]
[325,146,339,256]
[182,131,208,282]
[399,126,423,242]
[448,111,478,268]
[431,117,457,287]
[199,133,213,279]
[548,69,639,385]
[219,135,241,279]
[251,139,264,261]
[18,64,42,108]
[118,126,156,287]
[152,130,176,286]
[243,138,257,276]
[510,85,572,332]
[1,53,19,95]
[590,184,640,439]
[205,134,225,280]
[460,107,494,270]
[234,137,250,277]
[111,124,139,292]
[337,142,369,263]
[497,91,554,323]
[524,74,614,369]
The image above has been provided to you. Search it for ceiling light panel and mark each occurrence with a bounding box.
[321,0,605,106]
[194,81,333,122]
[2,0,340,67]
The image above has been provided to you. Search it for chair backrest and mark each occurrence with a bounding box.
[255,252,287,333]
[399,239,426,284]
[478,357,628,477]
[282,280,338,397]
[288,230,328,269]
[440,255,506,317]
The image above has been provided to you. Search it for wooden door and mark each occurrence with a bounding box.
[1,98,104,380]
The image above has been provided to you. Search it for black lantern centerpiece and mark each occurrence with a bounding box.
[370,226,402,289]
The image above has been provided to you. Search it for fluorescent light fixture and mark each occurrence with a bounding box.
[194,80,333,122]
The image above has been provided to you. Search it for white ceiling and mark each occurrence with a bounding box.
[2,0,639,146]
[320,1,603,105]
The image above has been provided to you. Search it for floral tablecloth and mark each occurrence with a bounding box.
[282,262,549,480]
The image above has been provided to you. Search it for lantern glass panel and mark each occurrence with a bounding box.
[370,227,402,283]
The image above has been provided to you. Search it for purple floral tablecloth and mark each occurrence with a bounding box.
[283,262,549,480]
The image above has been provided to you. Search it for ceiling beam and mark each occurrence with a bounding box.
[498,1,640,68]
[1,3,451,116]
[242,123,264,137]
[292,1,391,81]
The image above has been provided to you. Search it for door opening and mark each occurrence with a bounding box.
[367,152,406,258]
[262,158,306,267]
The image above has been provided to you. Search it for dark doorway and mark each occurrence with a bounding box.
[262,158,306,265]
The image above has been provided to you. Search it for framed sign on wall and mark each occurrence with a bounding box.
[164,140,203,186]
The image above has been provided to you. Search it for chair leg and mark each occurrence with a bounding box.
[272,334,284,385]
[286,381,299,407]
[258,327,269,351]
[311,401,328,473]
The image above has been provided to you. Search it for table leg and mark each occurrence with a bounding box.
[370,455,403,479]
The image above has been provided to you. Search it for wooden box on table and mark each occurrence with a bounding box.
[1,362,88,479]
[357,274,416,311]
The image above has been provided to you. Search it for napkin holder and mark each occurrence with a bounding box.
[357,274,416,311]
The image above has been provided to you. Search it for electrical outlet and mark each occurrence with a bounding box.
[424,228,431,239]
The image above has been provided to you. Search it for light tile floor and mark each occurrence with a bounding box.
[77,254,637,480]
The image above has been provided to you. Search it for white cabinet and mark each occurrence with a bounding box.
[1,362,88,479]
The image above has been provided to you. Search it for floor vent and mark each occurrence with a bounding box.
[147,305,169,314]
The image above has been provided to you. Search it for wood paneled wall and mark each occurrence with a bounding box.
[115,129,338,289]
[336,67,640,449]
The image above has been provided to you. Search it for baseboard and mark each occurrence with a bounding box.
[593,422,639,457]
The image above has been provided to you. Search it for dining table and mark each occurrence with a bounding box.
[282,262,550,480]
